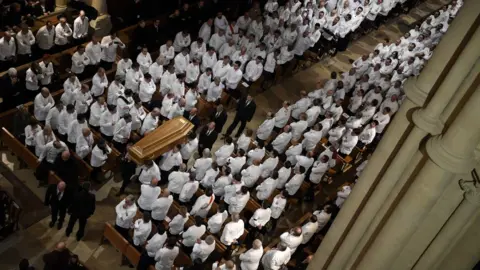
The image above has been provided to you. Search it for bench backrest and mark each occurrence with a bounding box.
[1,127,39,169]
[103,222,129,254]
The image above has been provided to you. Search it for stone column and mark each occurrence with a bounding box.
[310,2,480,267]
[355,80,480,270]
[90,0,112,36]
[55,0,67,11]
[413,179,480,269]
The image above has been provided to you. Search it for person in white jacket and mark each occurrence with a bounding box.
[71,45,90,74]
[91,68,108,97]
[261,243,291,270]
[54,17,72,47]
[45,103,64,131]
[190,37,207,60]
[179,174,200,204]
[259,151,279,179]
[36,22,55,53]
[358,121,377,147]
[136,47,152,74]
[34,88,55,121]
[285,166,306,196]
[24,119,42,152]
[243,56,264,84]
[114,195,138,239]
[149,56,166,84]
[190,189,215,218]
[208,203,229,234]
[133,212,152,247]
[182,216,207,248]
[302,124,323,152]
[221,213,245,249]
[256,112,275,143]
[201,48,217,73]
[73,11,89,40]
[301,215,319,245]
[16,25,35,58]
[280,227,303,254]
[313,204,333,232]
[191,235,216,262]
[185,59,200,84]
[373,107,391,134]
[241,161,262,188]
[139,74,156,103]
[173,30,192,53]
[240,239,264,270]
[336,184,352,208]
[248,205,272,246]
[100,32,125,69]
[140,225,167,268]
[85,37,102,66]
[340,129,360,156]
[116,54,133,82]
[138,178,161,212]
[271,125,292,153]
[226,186,250,214]
[151,190,173,223]
[174,47,190,75]
[168,207,190,235]
[154,238,179,270]
[75,128,94,159]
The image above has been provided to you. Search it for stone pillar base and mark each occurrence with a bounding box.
[90,14,112,37]
[55,6,67,12]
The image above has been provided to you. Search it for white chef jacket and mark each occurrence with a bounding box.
[133,219,152,246]
[286,144,302,165]
[73,16,89,39]
[107,81,125,105]
[280,232,303,254]
[75,133,94,159]
[54,23,72,45]
[139,79,156,102]
[149,62,164,83]
[247,148,266,165]
[291,97,311,120]
[249,208,272,227]
[221,219,245,245]
[137,52,152,74]
[38,140,65,163]
[179,181,199,203]
[36,26,54,50]
[340,132,358,155]
[34,93,54,121]
[206,82,223,102]
[129,105,146,131]
[159,44,175,65]
[240,246,264,270]
[138,163,161,185]
[151,195,173,221]
[360,105,376,125]
[91,73,108,97]
[215,143,235,166]
[185,63,200,84]
[155,246,179,270]
[213,174,232,197]
[192,157,213,180]
[39,61,54,85]
[209,33,226,51]
[71,51,90,74]
[261,248,291,270]
[259,156,279,179]
[146,232,167,257]
[241,164,261,188]
[271,132,292,153]
[74,89,93,114]
[45,107,62,131]
[359,126,376,145]
[99,110,117,136]
[336,185,351,207]
[200,167,220,189]
[138,184,161,211]
[140,113,159,135]
[301,221,319,244]
[311,160,329,184]
[180,138,198,161]
[117,95,133,117]
[191,194,215,218]
[373,112,390,133]
[227,191,250,214]
[173,32,191,52]
[67,120,87,144]
[213,61,231,80]
[183,224,207,247]
[274,107,291,129]
[285,173,305,195]
[115,199,138,229]
[116,59,133,81]
[190,41,207,59]
[191,239,215,262]
[208,210,228,234]
[198,72,212,93]
[271,194,287,219]
[263,52,277,73]
[16,30,35,55]
[174,53,189,74]
[86,41,102,65]
[101,35,125,62]
[167,171,189,194]
[25,125,42,146]
[171,79,185,99]
[256,118,275,141]
[90,144,111,168]
[290,120,308,141]
[328,126,346,145]
[57,110,77,135]
[313,209,332,232]
[243,60,263,82]
[380,99,399,115]
[227,156,246,176]
[302,129,323,152]
[159,150,182,171]
[26,68,41,91]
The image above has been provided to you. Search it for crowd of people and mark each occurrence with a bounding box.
[1,0,463,269]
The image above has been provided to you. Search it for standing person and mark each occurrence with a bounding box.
[224,95,256,139]
[261,243,291,270]
[138,224,168,270]
[42,242,71,270]
[191,235,216,263]
[73,10,89,43]
[138,178,161,213]
[209,105,228,133]
[180,132,198,164]
[154,237,179,270]
[247,202,272,246]
[133,212,152,250]
[36,21,55,56]
[89,139,111,182]
[100,31,125,70]
[114,194,138,240]
[151,190,174,225]
[44,181,70,230]
[221,213,245,258]
[116,143,137,196]
[239,239,264,270]
[159,145,183,185]
[16,24,36,64]
[65,182,96,241]
[54,17,73,52]
[181,216,207,253]
[198,122,218,154]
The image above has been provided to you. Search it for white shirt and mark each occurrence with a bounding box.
[174,53,190,74]
[179,181,199,203]
[241,164,262,188]
[373,112,390,133]
[271,132,292,153]
[173,32,191,52]
[107,81,125,105]
[240,247,264,270]
[75,133,94,159]
[129,105,146,131]
[224,67,243,90]
[259,156,279,179]
[227,156,246,176]
[160,44,175,64]
[285,173,305,196]
[191,239,215,262]
[192,157,213,180]
[280,232,303,254]
[313,209,332,232]
[290,120,308,141]
[215,143,235,166]
[25,68,40,91]
[182,224,207,247]
[67,120,87,144]
[139,79,156,102]
[190,41,207,60]
[340,132,358,155]
[140,113,159,135]
[226,191,250,214]
[302,129,323,152]
[34,94,55,121]
[264,52,277,73]
[271,194,287,219]
[133,219,152,246]
[167,172,189,195]
[45,107,62,130]
[54,23,72,45]
[138,184,161,211]
[146,232,167,257]
[138,163,161,185]
[113,118,132,143]
[115,199,138,229]
[91,73,108,97]
[39,61,54,85]
[247,148,266,165]
[35,26,54,50]
[151,195,173,221]
[244,60,263,82]
[301,221,319,244]
[186,63,200,84]
[73,16,89,39]
[101,35,125,62]
[262,248,291,270]
[159,151,182,171]
[201,53,217,72]
[25,125,42,146]
[99,110,117,136]
[208,210,228,234]
[209,33,227,51]
[206,82,223,102]
[57,111,77,135]
[213,61,231,80]
[257,118,275,140]
[249,208,272,227]
[85,41,102,65]
[180,138,199,161]
[155,246,179,270]
[137,52,152,74]
[117,59,134,81]
[71,51,90,74]
[90,144,111,167]
[191,193,215,218]
[16,30,35,55]
[221,220,245,245]
[149,62,164,83]
[336,185,351,207]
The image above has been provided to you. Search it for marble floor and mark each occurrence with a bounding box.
[0,1,449,269]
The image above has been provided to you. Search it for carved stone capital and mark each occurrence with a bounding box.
[412,109,444,135]
[426,136,477,174]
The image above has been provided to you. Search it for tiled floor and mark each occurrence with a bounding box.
[0,1,449,269]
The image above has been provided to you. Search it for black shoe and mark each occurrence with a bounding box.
[49,221,55,228]
[76,235,82,241]
[57,222,63,230]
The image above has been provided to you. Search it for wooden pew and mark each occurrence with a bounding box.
[100,223,129,265]
[1,127,40,170]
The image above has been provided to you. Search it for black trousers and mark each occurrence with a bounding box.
[137,251,155,270]
[113,140,127,154]
[50,205,67,225]
[100,60,114,71]
[66,214,88,239]
[226,115,247,138]
[91,166,102,182]
[115,224,131,240]
[160,169,172,186]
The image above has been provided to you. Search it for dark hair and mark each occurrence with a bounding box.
[284,161,292,168]
[225,136,233,144]
[272,171,279,179]
[205,188,213,196]
[298,166,306,174]
[157,224,166,234]
[241,186,249,194]
[195,216,204,225]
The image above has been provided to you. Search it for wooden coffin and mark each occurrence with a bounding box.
[128,117,193,164]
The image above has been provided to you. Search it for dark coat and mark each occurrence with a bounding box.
[183,111,200,132]
[235,98,256,121]
[42,249,70,270]
[69,190,95,219]
[198,126,218,151]
[44,184,71,209]
[54,156,79,192]
[209,109,228,133]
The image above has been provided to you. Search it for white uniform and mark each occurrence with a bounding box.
[151,195,173,221]
[182,224,206,247]
[215,143,235,166]
[270,194,286,219]
[249,208,272,227]
[191,239,215,262]
[75,133,94,159]
[133,219,152,246]
[190,194,215,218]
[226,191,250,214]
[154,246,179,270]
[34,94,54,121]
[280,232,303,254]
[138,184,161,211]
[241,165,262,188]
[167,171,190,195]
[115,199,138,229]
[271,132,292,153]
[240,246,264,270]
[301,221,319,244]
[168,213,189,235]
[208,210,228,234]
[221,219,245,246]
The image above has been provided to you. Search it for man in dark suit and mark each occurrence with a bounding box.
[42,241,70,270]
[54,151,79,194]
[184,108,201,132]
[45,181,71,229]
[225,95,256,138]
[65,182,96,241]
[209,104,228,133]
[198,122,218,154]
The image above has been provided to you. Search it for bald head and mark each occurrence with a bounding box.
[190,108,198,115]
[61,151,70,161]
[225,260,235,269]
[205,235,215,245]
[294,226,302,236]
[57,181,66,191]
[253,239,263,249]
[55,241,66,251]
[41,87,50,97]
[151,108,161,117]
[82,128,91,137]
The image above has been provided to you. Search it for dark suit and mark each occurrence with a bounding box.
[210,109,228,133]
[226,98,256,137]
[54,156,79,193]
[45,185,71,226]
[66,189,96,240]
[198,127,218,154]
[183,111,200,132]
[43,249,71,270]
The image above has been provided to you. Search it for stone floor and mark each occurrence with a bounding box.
[0,1,449,269]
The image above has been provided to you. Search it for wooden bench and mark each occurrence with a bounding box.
[263,212,313,253]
